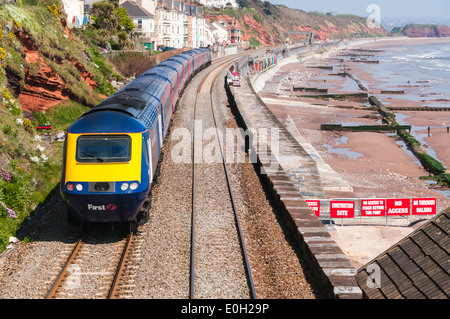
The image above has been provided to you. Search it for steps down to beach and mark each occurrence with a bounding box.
[235,77,326,199]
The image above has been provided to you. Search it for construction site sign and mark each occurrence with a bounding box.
[330,200,355,218]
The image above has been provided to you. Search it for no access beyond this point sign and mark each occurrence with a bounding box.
[361,199,386,217]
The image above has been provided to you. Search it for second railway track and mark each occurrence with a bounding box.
[190,56,256,299]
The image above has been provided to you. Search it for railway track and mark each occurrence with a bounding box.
[189,55,256,299]
[43,55,250,300]
[45,223,133,299]
[0,51,318,300]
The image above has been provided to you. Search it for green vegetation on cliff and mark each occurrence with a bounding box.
[0,0,122,252]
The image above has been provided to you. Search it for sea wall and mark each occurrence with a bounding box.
[226,54,362,299]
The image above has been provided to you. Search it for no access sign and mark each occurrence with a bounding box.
[330,200,355,218]
[386,198,410,216]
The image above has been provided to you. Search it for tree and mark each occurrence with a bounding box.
[116,7,135,32]
[117,31,131,49]
[90,1,120,32]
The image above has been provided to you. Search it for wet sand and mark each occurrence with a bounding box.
[258,38,450,266]
[261,38,450,202]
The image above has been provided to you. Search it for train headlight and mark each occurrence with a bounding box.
[76,184,83,191]
[121,183,129,191]
[130,182,139,190]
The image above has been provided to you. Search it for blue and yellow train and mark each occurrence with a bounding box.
[61,48,212,226]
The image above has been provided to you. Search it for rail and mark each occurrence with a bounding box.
[44,227,134,299]
[45,235,84,299]
[189,55,256,299]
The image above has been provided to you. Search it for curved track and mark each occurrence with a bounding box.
[190,55,256,299]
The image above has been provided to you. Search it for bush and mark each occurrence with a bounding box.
[33,111,52,126]
[438,174,450,187]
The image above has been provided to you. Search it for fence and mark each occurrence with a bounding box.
[305,197,440,227]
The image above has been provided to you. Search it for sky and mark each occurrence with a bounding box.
[269,0,450,20]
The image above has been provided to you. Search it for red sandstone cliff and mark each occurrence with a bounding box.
[206,4,388,46]
[392,24,450,38]
[14,29,98,113]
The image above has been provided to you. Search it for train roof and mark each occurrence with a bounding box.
[70,48,211,133]
[141,65,178,83]
[157,59,184,73]
[86,85,161,131]
[68,109,146,134]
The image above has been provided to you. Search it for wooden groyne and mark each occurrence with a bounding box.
[368,96,447,177]
[386,106,450,112]
[343,69,368,92]
[320,124,412,132]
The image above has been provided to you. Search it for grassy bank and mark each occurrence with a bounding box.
[0,100,89,251]
[0,1,123,252]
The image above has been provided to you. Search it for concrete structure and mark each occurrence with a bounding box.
[227,71,362,298]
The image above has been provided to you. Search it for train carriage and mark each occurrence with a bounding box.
[143,66,178,114]
[61,48,211,226]
[158,59,184,98]
[177,51,196,78]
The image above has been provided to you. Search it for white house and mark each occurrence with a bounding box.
[61,0,85,28]
[62,0,208,50]
[210,21,228,45]
[121,1,156,50]
[198,0,238,8]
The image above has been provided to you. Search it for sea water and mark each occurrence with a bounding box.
[363,41,450,166]
[361,41,450,108]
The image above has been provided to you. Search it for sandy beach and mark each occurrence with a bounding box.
[258,38,450,267]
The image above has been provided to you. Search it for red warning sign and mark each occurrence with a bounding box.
[361,199,386,217]
[306,200,320,217]
[412,198,437,215]
[330,200,355,218]
[386,198,410,216]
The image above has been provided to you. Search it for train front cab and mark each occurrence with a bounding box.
[61,111,151,224]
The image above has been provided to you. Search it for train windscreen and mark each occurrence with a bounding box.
[76,135,131,163]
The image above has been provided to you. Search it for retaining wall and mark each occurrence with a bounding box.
[226,55,362,298]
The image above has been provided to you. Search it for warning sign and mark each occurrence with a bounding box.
[306,200,320,217]
[386,198,410,216]
[361,199,386,217]
[330,200,355,218]
[412,198,437,215]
